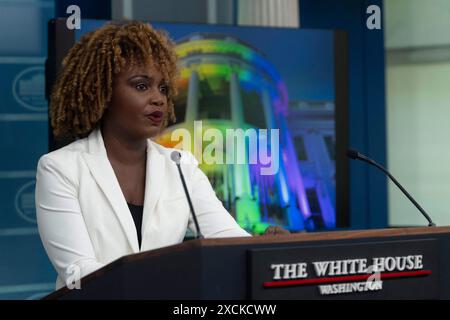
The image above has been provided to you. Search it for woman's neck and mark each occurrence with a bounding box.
[101,124,147,166]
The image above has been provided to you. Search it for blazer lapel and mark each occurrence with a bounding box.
[141,140,166,249]
[82,129,140,253]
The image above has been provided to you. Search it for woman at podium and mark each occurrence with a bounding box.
[35,21,251,290]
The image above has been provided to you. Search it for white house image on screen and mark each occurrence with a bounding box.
[156,33,336,232]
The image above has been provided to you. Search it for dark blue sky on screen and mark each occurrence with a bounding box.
[79,20,335,102]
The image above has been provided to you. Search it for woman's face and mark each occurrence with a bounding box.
[103,62,169,140]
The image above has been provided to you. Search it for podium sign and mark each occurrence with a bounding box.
[249,239,438,299]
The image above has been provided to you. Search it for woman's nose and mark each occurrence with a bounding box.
[150,88,165,107]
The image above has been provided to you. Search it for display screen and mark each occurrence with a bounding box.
[72,20,345,233]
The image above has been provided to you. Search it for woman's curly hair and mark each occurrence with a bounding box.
[50,20,178,139]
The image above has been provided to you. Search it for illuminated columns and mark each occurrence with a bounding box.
[278,114,310,228]
[238,0,299,28]
[185,70,199,126]
[262,89,275,128]
[230,71,259,228]
[230,72,245,127]
[229,71,251,197]
[302,132,336,227]
[262,89,289,206]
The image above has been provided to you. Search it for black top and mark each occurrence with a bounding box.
[127,202,143,248]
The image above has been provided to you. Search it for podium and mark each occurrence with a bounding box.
[44,226,450,300]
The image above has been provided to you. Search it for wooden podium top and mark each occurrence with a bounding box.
[45,226,450,299]
[124,226,450,262]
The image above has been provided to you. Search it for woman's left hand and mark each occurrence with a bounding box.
[263,226,291,235]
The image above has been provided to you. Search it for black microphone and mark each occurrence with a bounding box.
[170,151,204,238]
[347,149,436,227]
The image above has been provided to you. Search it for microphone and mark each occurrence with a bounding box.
[347,149,436,227]
[170,151,204,238]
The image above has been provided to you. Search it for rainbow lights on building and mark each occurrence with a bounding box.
[156,33,333,233]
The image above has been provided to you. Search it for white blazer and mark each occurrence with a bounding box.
[35,128,250,290]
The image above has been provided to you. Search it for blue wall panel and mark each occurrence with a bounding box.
[0,0,113,300]
[300,0,387,228]
[0,120,48,171]
[0,0,56,300]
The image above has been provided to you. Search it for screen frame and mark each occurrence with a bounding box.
[46,18,349,229]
